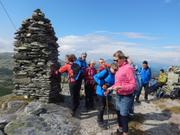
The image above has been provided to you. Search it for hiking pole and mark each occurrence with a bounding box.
[106,95,110,129]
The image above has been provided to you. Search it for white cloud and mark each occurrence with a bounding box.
[0,38,13,52]
[163,45,180,50]
[121,32,157,40]
[58,33,180,65]
[94,31,157,40]
[0,33,179,66]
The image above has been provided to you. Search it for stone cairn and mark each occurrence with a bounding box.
[13,9,62,102]
[167,66,180,91]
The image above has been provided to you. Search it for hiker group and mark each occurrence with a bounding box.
[55,50,174,135]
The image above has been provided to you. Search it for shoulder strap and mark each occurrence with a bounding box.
[103,68,109,79]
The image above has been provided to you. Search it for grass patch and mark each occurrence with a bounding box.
[129,113,146,135]
[164,106,180,114]
[0,86,13,97]
[152,98,180,114]
[0,94,32,109]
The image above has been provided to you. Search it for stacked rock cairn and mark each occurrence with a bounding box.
[167,66,180,91]
[13,9,62,102]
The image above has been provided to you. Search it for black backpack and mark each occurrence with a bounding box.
[71,63,82,81]
[170,88,180,99]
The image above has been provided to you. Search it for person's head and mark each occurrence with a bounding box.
[99,58,105,65]
[113,50,127,66]
[160,69,164,74]
[110,63,118,74]
[168,66,173,72]
[142,60,148,69]
[68,54,77,63]
[81,52,87,60]
[89,60,96,67]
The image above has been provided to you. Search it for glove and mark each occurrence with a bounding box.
[102,84,107,90]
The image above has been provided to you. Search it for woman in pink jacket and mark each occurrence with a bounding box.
[106,50,136,135]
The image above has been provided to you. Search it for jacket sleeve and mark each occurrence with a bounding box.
[59,64,68,73]
[147,68,151,82]
[117,67,136,94]
[93,69,107,86]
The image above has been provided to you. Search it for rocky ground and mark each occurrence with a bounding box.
[0,94,80,135]
[0,84,180,135]
[62,83,180,135]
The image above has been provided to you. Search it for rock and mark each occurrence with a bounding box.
[0,119,8,131]
[24,102,46,115]
[4,102,80,135]
[13,9,62,103]
[7,100,26,112]
[166,66,180,94]
[0,130,4,135]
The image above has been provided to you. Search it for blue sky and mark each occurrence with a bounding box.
[0,0,180,65]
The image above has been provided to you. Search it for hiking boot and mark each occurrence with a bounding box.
[71,110,76,117]
[128,113,135,120]
[98,121,108,129]
[144,99,150,103]
[116,128,123,134]
[136,99,141,104]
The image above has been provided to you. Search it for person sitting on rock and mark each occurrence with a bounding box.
[157,69,167,88]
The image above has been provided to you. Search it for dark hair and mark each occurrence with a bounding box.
[68,54,77,62]
[143,60,148,65]
[110,63,118,70]
[113,50,127,59]
[160,69,164,73]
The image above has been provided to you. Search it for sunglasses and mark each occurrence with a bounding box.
[113,59,118,62]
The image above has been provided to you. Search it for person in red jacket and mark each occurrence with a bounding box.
[98,58,110,72]
[57,54,81,116]
[84,60,97,110]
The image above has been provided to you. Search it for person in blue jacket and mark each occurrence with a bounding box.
[75,52,88,75]
[94,63,118,128]
[136,60,151,103]
[75,52,88,94]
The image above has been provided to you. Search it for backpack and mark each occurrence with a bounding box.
[71,63,82,81]
[100,68,109,80]
[170,88,180,99]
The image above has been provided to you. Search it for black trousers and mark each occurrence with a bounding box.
[69,80,81,112]
[116,110,129,133]
[85,84,94,108]
[136,83,149,100]
[97,96,106,122]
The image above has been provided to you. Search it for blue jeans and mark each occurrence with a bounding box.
[115,94,133,133]
[115,94,133,116]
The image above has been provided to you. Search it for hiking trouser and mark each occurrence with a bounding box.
[116,94,133,133]
[97,95,106,122]
[85,84,94,108]
[69,81,81,112]
[136,84,149,100]
[129,94,135,114]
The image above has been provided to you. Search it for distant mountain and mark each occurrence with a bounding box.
[105,58,170,77]
[0,53,14,96]
[0,52,14,70]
